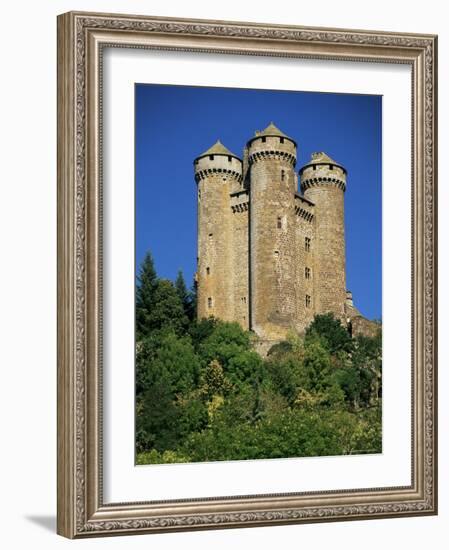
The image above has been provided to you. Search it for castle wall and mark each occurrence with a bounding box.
[301,164,347,320]
[350,316,381,339]
[248,135,297,340]
[231,190,250,329]
[294,194,316,333]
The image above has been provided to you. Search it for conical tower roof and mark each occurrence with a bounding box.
[256,122,289,138]
[196,140,240,160]
[299,151,347,174]
[309,151,338,165]
[248,122,296,146]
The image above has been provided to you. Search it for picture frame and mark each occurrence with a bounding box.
[57,11,438,538]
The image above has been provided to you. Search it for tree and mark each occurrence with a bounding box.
[199,321,252,370]
[136,330,204,452]
[190,277,198,321]
[189,317,217,350]
[175,270,195,322]
[266,354,307,405]
[145,279,188,336]
[305,313,353,355]
[199,359,232,401]
[136,252,158,339]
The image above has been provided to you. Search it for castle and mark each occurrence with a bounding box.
[194,123,377,347]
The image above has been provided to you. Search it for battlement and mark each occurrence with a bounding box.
[248,148,296,166]
[248,123,297,167]
[294,193,315,223]
[230,189,249,213]
[299,152,347,192]
[194,166,243,184]
[194,140,243,184]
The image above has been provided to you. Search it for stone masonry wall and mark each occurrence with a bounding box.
[231,190,250,330]
[195,155,242,321]
[249,135,297,340]
[294,195,316,333]
[301,164,347,321]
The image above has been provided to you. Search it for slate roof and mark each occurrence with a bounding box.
[254,122,289,139]
[299,151,347,174]
[309,151,338,165]
[197,140,239,159]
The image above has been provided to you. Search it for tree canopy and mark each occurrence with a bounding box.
[135,252,382,464]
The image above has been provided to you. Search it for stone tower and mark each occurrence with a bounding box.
[299,152,347,320]
[194,124,375,345]
[248,123,298,340]
[194,140,243,322]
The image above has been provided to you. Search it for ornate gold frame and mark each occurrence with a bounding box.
[57,11,438,538]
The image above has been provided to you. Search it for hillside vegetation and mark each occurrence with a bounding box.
[136,252,382,464]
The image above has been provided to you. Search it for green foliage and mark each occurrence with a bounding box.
[136,449,190,465]
[190,277,198,321]
[146,279,189,336]
[305,313,354,354]
[136,252,158,339]
[135,250,382,464]
[199,321,251,370]
[175,270,196,322]
[199,359,232,400]
[180,408,378,462]
[136,330,204,452]
[188,317,217,350]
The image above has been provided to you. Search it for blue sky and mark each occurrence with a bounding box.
[135,84,382,320]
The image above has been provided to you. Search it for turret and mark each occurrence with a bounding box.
[247,123,298,340]
[194,140,243,321]
[299,152,347,319]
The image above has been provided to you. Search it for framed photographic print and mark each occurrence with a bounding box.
[57,11,438,538]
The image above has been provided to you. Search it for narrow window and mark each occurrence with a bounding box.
[277,216,282,229]
[208,233,213,240]
[313,165,316,170]
[228,156,232,162]
[209,155,214,160]
[281,169,285,181]
[305,294,311,308]
[305,267,311,279]
[274,250,279,256]
[329,164,334,170]
[198,189,201,201]
[305,237,311,252]
[206,267,210,275]
[208,297,212,308]
[280,137,284,144]
[261,136,266,143]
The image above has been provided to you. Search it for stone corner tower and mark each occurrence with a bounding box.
[299,152,347,321]
[194,140,243,322]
